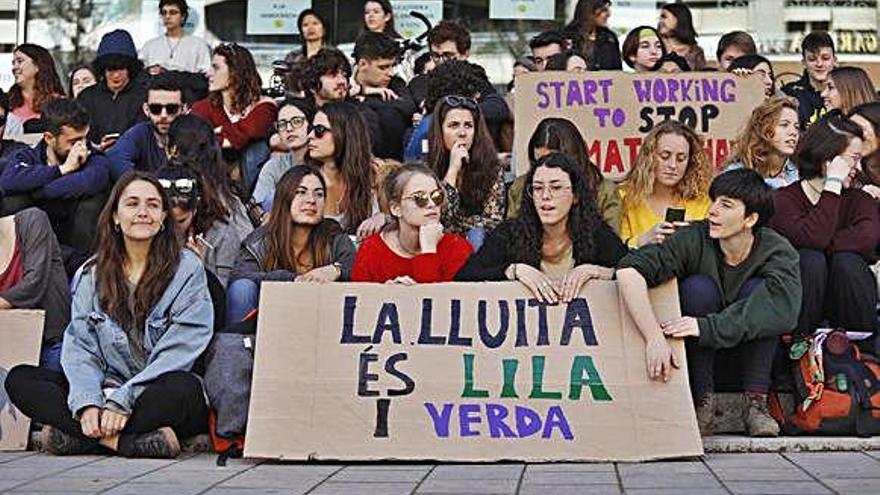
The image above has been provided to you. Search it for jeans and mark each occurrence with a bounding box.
[241,141,271,197]
[226,279,259,324]
[466,226,487,252]
[679,274,778,401]
[39,341,63,373]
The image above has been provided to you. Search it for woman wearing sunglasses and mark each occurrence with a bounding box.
[352,163,472,284]
[306,101,385,239]
[427,95,505,248]
[226,165,356,323]
[253,98,315,211]
[457,153,626,304]
[6,171,212,458]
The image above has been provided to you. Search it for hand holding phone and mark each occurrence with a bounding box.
[665,207,686,223]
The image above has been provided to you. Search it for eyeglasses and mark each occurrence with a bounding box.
[403,189,445,208]
[444,95,479,112]
[158,178,196,195]
[526,183,573,199]
[148,103,181,116]
[429,51,458,62]
[309,124,332,138]
[277,116,307,131]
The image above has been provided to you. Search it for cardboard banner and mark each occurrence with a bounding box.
[246,281,703,462]
[0,311,44,451]
[513,71,765,179]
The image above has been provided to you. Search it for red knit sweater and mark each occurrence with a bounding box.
[191,99,278,150]
[352,232,473,283]
[770,182,880,257]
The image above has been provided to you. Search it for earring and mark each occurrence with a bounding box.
[159,223,165,232]
[113,223,120,233]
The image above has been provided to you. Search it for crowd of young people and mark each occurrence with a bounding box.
[1,0,879,458]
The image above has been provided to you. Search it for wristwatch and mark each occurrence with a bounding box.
[332,262,343,280]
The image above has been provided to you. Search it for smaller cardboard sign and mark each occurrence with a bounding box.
[0,311,44,451]
[247,0,311,36]
[490,0,555,20]
[392,1,443,40]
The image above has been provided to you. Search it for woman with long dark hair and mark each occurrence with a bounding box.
[5,171,212,458]
[226,165,356,322]
[427,95,505,242]
[507,117,620,232]
[457,153,626,303]
[563,0,622,71]
[67,64,97,99]
[192,43,278,194]
[363,0,401,38]
[849,102,880,195]
[284,9,330,95]
[306,101,384,237]
[8,44,65,127]
[353,163,472,284]
[657,3,706,71]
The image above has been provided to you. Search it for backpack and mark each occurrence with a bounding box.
[203,310,258,465]
[771,330,880,436]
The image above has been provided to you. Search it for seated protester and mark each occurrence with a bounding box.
[849,102,880,197]
[725,96,801,189]
[658,52,691,73]
[456,152,626,303]
[507,118,620,232]
[728,55,776,99]
[619,120,712,248]
[821,67,876,115]
[302,47,352,108]
[4,171,213,458]
[192,43,278,195]
[307,101,384,238]
[68,65,97,99]
[0,90,29,166]
[657,3,706,71]
[253,97,314,211]
[716,31,757,72]
[769,116,880,338]
[781,31,836,130]
[8,44,65,130]
[139,0,211,75]
[562,0,622,71]
[157,162,239,288]
[167,114,254,240]
[622,26,666,73]
[0,99,111,257]
[350,32,416,161]
[353,163,472,284]
[616,168,801,436]
[428,95,505,244]
[227,165,355,322]
[529,30,566,71]
[407,52,435,112]
[0,207,70,372]
[543,51,589,72]
[78,30,149,151]
[107,72,184,180]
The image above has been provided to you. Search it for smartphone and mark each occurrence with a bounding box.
[665,207,686,223]
[102,133,121,141]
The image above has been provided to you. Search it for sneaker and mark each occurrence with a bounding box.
[694,393,716,436]
[42,425,98,455]
[742,392,780,437]
[119,427,181,459]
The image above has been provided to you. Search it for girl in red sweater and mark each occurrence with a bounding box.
[352,163,472,284]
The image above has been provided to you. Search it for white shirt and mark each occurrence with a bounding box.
[140,34,211,73]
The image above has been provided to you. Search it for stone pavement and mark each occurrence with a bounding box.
[1,450,879,495]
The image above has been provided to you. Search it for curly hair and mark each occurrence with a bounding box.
[427,96,501,215]
[8,44,65,114]
[621,120,713,214]
[302,47,352,94]
[207,44,261,116]
[510,152,602,268]
[425,60,487,112]
[726,95,799,177]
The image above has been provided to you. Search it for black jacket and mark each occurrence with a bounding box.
[77,72,149,143]
[781,71,827,130]
[565,27,623,71]
[360,76,417,160]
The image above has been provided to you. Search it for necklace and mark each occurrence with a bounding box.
[805,179,823,196]
[165,35,183,60]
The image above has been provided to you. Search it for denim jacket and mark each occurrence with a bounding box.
[61,250,213,415]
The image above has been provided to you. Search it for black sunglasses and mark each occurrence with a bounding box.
[148,103,181,116]
[309,123,332,138]
[158,178,196,195]
[444,95,479,112]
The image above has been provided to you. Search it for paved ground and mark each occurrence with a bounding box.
[1,450,879,495]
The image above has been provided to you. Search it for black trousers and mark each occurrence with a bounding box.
[797,249,877,335]
[679,274,779,402]
[4,366,208,443]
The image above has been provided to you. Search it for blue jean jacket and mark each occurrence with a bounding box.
[61,250,214,415]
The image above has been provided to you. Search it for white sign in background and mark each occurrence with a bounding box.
[489,0,555,20]
[247,0,312,36]
[391,1,443,40]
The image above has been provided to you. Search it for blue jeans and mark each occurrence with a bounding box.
[226,279,260,324]
[241,141,271,197]
[39,341,63,373]
[466,226,487,252]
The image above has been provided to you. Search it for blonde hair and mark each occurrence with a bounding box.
[621,120,712,214]
[726,95,799,177]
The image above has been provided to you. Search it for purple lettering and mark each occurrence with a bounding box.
[680,80,693,102]
[583,79,598,105]
[652,81,668,103]
[542,406,574,440]
[701,79,719,102]
[632,80,651,103]
[549,81,565,108]
[485,404,517,438]
[536,82,549,109]
[720,79,736,103]
[566,80,584,107]
[425,403,453,437]
[515,406,542,438]
[598,79,614,103]
[459,404,481,437]
[593,108,610,127]
[666,79,680,103]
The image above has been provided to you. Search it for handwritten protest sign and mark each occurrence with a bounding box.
[0,311,44,451]
[514,71,765,179]
[245,281,702,461]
